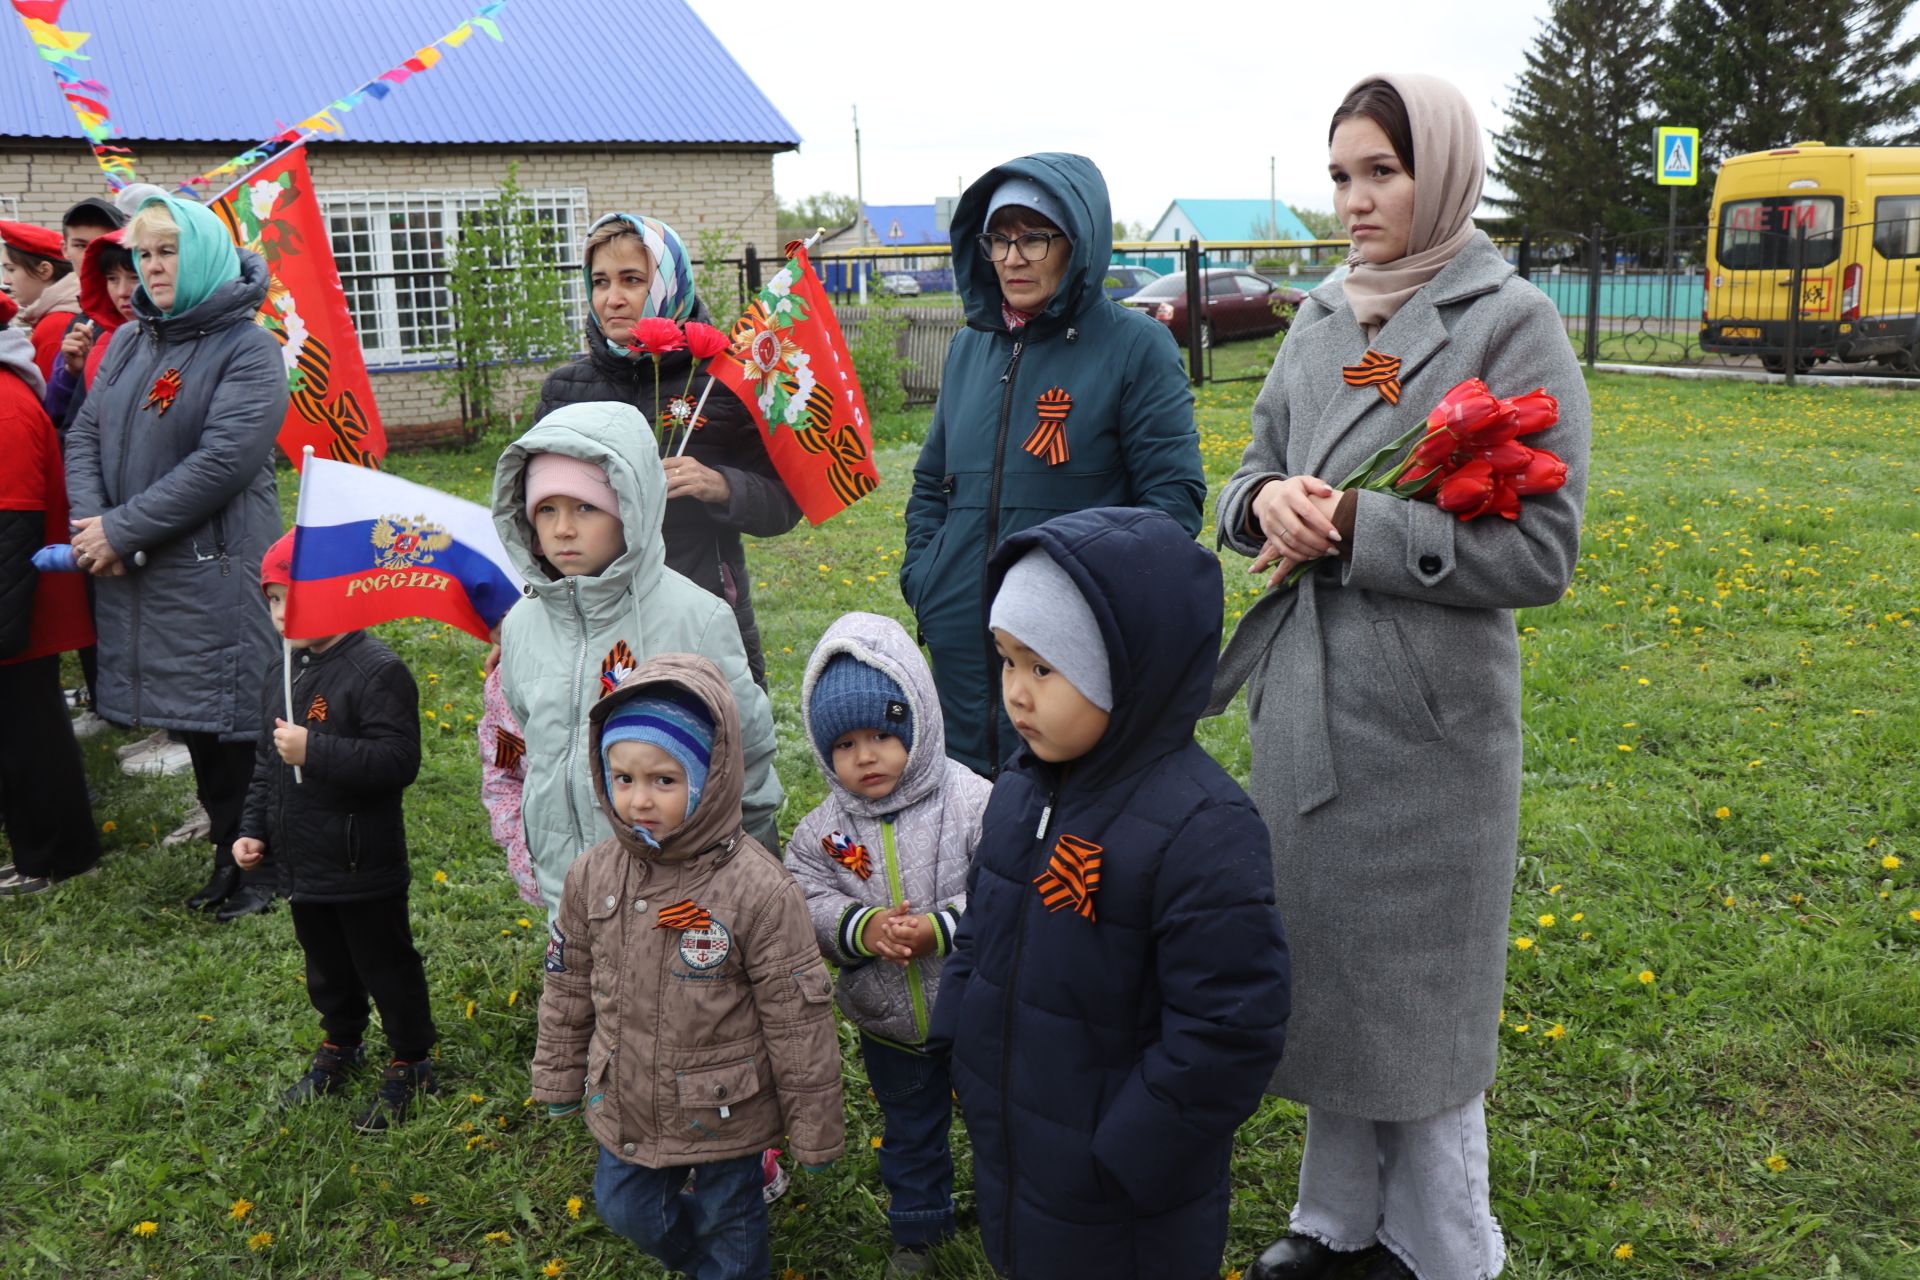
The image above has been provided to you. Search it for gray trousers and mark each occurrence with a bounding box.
[1289,1095,1505,1280]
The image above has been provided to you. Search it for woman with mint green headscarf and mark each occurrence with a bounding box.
[534,212,800,688]
[66,192,290,921]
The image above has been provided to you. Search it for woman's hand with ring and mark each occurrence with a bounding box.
[1251,476,1344,562]
[69,516,126,577]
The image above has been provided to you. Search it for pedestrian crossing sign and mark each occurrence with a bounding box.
[1657,126,1700,186]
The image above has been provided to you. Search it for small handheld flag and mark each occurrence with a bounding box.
[285,453,522,642]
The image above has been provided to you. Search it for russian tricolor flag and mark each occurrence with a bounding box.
[286,455,522,643]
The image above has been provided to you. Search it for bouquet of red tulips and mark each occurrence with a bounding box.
[1274,378,1568,588]
[627,318,733,454]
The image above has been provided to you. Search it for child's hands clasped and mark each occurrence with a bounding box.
[860,902,936,967]
[232,836,267,869]
[272,718,309,767]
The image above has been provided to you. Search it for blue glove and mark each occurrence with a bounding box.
[32,544,79,572]
[545,1102,581,1118]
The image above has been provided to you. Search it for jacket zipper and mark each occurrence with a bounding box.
[117,332,150,724]
[880,820,929,1043]
[999,765,1064,1274]
[980,337,1025,770]
[564,580,589,854]
[347,814,359,874]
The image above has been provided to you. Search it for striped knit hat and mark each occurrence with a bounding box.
[600,689,714,823]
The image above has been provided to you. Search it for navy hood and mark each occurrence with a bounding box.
[987,506,1220,783]
[950,152,1114,335]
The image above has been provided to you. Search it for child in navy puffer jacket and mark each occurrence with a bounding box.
[927,506,1291,1280]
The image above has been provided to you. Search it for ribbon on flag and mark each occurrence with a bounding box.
[209,145,387,470]
[707,242,880,524]
[176,0,508,196]
[8,0,138,189]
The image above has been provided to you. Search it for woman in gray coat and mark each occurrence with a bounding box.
[1219,76,1589,1280]
[66,194,289,920]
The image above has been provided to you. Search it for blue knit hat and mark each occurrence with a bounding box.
[809,653,913,761]
[600,690,714,827]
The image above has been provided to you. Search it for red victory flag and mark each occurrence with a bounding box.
[708,243,878,524]
[210,145,385,469]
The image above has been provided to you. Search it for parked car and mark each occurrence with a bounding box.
[877,272,922,297]
[1123,268,1305,347]
[1102,264,1161,301]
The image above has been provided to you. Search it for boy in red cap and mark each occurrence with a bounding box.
[1,220,80,382]
[0,287,99,894]
[234,530,439,1129]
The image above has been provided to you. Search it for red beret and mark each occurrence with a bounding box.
[0,220,66,260]
[0,290,16,327]
[260,528,296,592]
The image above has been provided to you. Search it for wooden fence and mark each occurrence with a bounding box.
[835,304,966,405]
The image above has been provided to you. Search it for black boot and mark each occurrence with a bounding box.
[186,866,240,912]
[1248,1234,1343,1280]
[214,884,276,922]
[1358,1250,1416,1280]
[282,1041,367,1106]
[353,1059,440,1132]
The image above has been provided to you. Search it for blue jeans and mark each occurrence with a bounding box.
[861,1033,957,1247]
[593,1146,769,1280]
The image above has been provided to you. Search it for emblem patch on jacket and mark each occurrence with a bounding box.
[143,367,183,415]
[545,926,567,972]
[493,726,526,771]
[306,694,329,723]
[1034,832,1103,922]
[666,394,709,435]
[823,831,872,879]
[1023,387,1073,465]
[657,899,714,932]
[599,640,637,698]
[675,916,732,970]
[1342,349,1403,405]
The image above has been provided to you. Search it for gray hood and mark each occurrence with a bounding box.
[799,611,947,819]
[0,325,46,399]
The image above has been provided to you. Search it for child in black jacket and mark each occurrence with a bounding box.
[927,506,1291,1280]
[234,529,436,1131]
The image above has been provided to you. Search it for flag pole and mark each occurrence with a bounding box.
[286,445,316,784]
[672,376,718,457]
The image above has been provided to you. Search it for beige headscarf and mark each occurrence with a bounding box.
[1338,72,1484,336]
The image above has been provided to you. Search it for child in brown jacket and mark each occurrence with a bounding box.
[532,653,844,1279]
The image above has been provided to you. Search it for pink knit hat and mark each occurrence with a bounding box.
[525,453,619,519]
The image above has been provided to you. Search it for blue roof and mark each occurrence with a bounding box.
[861,204,943,244]
[1155,199,1316,241]
[0,0,799,148]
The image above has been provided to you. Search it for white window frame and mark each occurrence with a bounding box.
[318,186,588,369]
[0,195,18,218]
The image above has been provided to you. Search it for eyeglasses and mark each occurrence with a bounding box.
[975,231,1064,263]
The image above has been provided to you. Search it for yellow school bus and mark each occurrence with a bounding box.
[1702,143,1920,371]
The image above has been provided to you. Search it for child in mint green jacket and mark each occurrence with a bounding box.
[784,611,989,1263]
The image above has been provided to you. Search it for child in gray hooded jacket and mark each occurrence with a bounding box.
[786,611,990,1265]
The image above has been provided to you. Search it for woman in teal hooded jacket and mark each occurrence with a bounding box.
[901,154,1204,775]
[66,193,289,917]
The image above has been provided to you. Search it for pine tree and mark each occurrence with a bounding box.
[1490,0,1667,242]
[1655,0,1920,224]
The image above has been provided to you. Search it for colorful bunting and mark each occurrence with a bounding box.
[176,1,508,196]
[8,0,138,189]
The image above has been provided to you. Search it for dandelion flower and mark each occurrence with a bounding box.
[517,917,532,928]
[870,1135,884,1149]
[469,1092,486,1104]
[1714,806,1730,819]
[1547,883,1562,895]
[1613,1242,1634,1260]
[247,1231,273,1251]
[102,820,117,833]
[508,990,519,1007]
[1883,854,1902,871]
[566,1195,583,1220]
[1545,1024,1566,1039]
[1514,936,1534,951]
[1571,912,1585,923]
[1538,914,1556,928]
[1617,744,1634,753]
[132,1221,158,1238]
[1638,970,1656,985]
[544,1262,567,1278]
[434,870,449,885]
[1758,854,1771,865]
[465,1000,476,1019]
[484,1230,513,1244]
[411,1193,430,1206]
[229,1198,253,1221]
[1766,1153,1788,1172]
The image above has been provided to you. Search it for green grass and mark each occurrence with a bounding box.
[3,373,1916,1278]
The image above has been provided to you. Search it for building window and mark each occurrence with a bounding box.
[319,187,588,367]
[0,195,17,219]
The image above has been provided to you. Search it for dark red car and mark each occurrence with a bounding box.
[1123,268,1305,347]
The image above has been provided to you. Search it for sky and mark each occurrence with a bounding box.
[688,0,1553,230]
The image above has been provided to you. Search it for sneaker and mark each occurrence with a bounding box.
[122,739,193,777]
[161,802,212,846]
[71,709,110,738]
[0,871,53,896]
[283,1041,368,1106]
[353,1059,439,1132]
[761,1148,789,1204]
[886,1246,933,1278]
[115,730,170,761]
